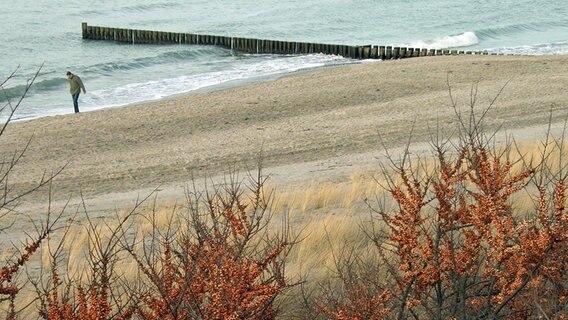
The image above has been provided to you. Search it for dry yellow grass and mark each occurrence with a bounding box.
[2,136,567,318]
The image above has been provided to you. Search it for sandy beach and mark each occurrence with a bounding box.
[1,54,567,216]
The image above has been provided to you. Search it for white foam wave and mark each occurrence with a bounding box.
[80,54,351,112]
[484,41,568,56]
[405,31,480,49]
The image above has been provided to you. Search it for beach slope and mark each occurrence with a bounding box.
[2,55,567,214]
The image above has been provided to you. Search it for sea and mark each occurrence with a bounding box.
[1,0,567,121]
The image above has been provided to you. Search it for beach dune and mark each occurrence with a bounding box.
[1,55,567,215]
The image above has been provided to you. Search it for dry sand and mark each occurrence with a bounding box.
[1,54,567,218]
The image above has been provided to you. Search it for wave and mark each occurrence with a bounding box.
[404,31,479,50]
[79,53,351,111]
[476,20,568,41]
[83,46,227,74]
[0,77,67,104]
[477,25,538,41]
[119,2,180,13]
[485,41,568,55]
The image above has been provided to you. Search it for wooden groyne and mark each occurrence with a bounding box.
[82,23,497,60]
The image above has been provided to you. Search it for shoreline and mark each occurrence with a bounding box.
[1,54,567,215]
[9,59,360,123]
[116,60,362,116]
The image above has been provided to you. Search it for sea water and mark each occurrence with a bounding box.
[1,0,567,121]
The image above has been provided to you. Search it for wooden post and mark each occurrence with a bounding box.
[339,45,349,58]
[315,43,322,54]
[82,22,88,39]
[361,45,371,59]
[378,46,385,59]
[371,46,378,59]
[331,44,339,56]
[362,45,368,58]
[393,47,400,59]
[313,43,321,54]
[297,42,304,54]
[349,46,360,59]
[346,46,353,58]
[221,36,230,48]
[385,46,392,60]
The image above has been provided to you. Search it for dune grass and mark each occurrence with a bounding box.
[57,137,568,278]
[2,134,567,319]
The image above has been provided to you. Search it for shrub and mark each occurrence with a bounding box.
[310,87,568,319]
[1,67,64,319]
[123,170,296,319]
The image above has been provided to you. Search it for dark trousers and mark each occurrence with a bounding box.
[72,92,80,113]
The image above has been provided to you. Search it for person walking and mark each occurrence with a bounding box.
[66,71,86,113]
